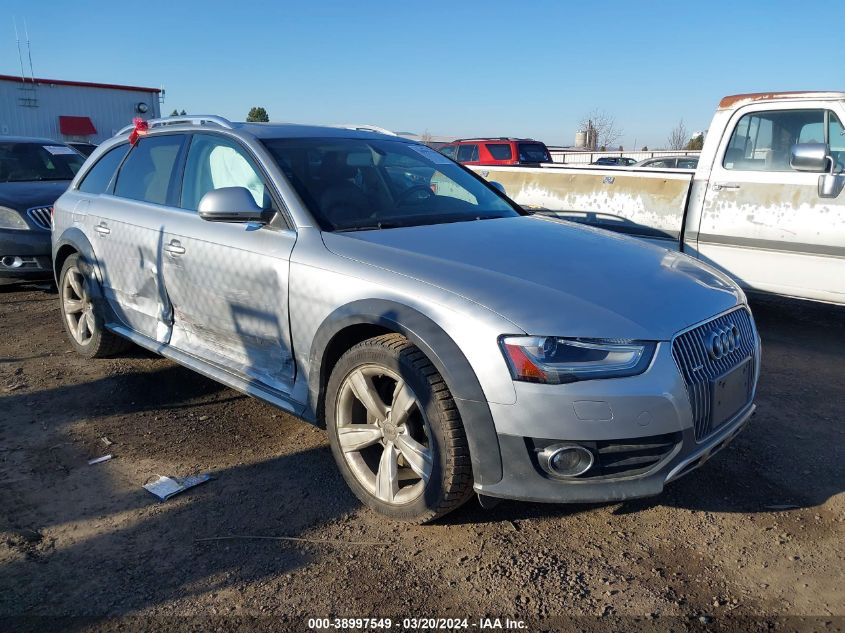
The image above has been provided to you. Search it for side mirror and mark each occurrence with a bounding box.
[198,187,266,223]
[790,143,844,198]
[819,172,845,198]
[489,181,506,195]
[790,143,830,172]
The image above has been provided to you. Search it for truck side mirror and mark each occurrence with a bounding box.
[790,143,830,172]
[790,143,844,198]
[818,172,845,198]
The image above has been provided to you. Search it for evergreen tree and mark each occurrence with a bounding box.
[246,107,269,122]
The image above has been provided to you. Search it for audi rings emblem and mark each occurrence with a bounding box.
[706,324,741,359]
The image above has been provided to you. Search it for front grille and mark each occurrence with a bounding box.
[672,308,756,441]
[527,431,682,480]
[26,206,53,231]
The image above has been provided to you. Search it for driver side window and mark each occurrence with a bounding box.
[723,109,824,172]
[180,134,272,211]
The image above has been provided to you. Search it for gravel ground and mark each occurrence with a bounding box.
[0,282,843,632]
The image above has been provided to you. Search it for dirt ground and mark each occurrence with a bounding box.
[0,282,843,632]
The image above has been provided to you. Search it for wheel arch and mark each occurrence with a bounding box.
[307,299,503,485]
[53,228,99,287]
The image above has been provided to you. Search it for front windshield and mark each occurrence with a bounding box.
[262,137,521,231]
[0,142,84,183]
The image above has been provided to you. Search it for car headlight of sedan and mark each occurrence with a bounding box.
[0,206,29,230]
[499,335,656,384]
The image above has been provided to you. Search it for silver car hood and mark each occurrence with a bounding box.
[322,216,742,340]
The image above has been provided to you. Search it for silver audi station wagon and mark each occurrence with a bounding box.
[52,116,760,522]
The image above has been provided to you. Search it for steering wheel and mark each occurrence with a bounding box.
[398,184,435,205]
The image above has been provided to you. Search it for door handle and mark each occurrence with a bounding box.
[712,182,741,191]
[164,240,186,256]
[94,222,110,235]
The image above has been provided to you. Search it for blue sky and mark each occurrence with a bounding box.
[3,1,840,147]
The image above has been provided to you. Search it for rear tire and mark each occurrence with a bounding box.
[59,253,131,358]
[326,334,474,523]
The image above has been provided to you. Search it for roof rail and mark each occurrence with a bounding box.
[335,123,398,136]
[115,115,234,136]
[451,137,536,143]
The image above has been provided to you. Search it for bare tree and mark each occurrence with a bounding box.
[419,129,433,146]
[667,119,689,150]
[578,109,623,151]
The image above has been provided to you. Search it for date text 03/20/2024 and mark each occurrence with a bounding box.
[307,617,527,630]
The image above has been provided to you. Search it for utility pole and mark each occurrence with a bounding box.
[13,18,26,82]
[24,19,35,82]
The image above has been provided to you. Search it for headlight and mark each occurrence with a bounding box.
[499,336,656,384]
[0,206,29,230]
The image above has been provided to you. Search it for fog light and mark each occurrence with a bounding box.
[538,444,594,478]
[1,256,23,268]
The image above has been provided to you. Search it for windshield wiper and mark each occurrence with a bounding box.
[335,221,406,232]
[525,208,561,215]
[335,214,510,232]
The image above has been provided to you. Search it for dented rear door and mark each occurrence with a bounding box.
[92,134,187,343]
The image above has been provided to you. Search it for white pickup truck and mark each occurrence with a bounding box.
[471,92,845,305]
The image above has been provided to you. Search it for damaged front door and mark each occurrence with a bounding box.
[94,134,187,342]
[160,133,296,393]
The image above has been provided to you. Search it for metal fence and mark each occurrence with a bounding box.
[548,148,701,165]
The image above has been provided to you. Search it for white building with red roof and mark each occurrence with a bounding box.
[0,73,162,143]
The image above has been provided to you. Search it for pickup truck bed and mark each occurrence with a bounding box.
[470,164,693,249]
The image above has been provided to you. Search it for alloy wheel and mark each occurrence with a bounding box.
[62,265,95,346]
[335,364,433,505]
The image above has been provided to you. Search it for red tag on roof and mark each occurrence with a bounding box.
[128,117,149,146]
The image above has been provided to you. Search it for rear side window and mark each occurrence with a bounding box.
[517,143,550,162]
[486,143,513,160]
[439,145,458,159]
[78,145,129,194]
[114,135,185,205]
[457,144,479,162]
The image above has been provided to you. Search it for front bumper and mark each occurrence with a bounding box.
[0,228,52,279]
[475,402,754,503]
[473,308,761,504]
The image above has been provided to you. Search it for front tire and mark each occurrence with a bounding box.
[59,253,130,358]
[326,334,474,523]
